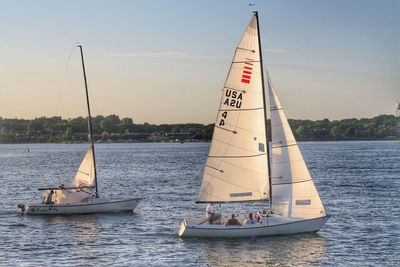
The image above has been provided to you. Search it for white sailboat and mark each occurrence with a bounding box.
[17,45,141,215]
[178,12,329,237]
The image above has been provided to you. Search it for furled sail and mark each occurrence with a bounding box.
[197,15,269,203]
[268,76,326,218]
[72,148,96,188]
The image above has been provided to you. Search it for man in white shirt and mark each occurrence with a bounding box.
[206,203,220,224]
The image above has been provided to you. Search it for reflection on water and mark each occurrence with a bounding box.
[197,233,326,266]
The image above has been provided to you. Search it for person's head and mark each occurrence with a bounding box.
[248,213,253,219]
[230,213,235,219]
[50,190,54,194]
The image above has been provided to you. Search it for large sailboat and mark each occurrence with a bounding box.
[17,46,142,215]
[178,12,329,237]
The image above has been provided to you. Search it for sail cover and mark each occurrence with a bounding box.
[72,148,96,188]
[197,15,269,203]
[268,77,326,218]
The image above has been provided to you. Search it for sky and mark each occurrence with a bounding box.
[0,0,399,124]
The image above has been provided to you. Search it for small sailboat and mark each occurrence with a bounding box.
[17,45,142,215]
[178,12,329,237]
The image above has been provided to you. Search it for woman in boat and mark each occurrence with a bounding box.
[255,212,262,223]
[225,214,242,226]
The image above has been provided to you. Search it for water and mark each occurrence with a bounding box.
[0,141,399,266]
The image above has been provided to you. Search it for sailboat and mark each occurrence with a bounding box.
[17,45,142,215]
[178,12,329,237]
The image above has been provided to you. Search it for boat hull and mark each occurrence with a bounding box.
[22,198,142,215]
[179,215,330,238]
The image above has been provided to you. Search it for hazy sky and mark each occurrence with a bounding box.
[0,0,399,124]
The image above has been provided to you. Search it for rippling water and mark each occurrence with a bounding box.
[0,141,399,266]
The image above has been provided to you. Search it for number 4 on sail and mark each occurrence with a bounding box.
[178,12,330,238]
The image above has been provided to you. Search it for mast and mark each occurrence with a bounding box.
[77,45,99,198]
[254,11,272,208]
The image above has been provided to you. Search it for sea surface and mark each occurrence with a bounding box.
[0,141,399,266]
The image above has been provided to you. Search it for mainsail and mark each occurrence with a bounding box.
[72,148,96,188]
[197,15,269,203]
[268,77,326,218]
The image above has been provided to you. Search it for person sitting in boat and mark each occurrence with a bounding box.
[255,212,262,223]
[225,214,242,226]
[206,203,221,224]
[45,190,56,205]
[243,213,257,225]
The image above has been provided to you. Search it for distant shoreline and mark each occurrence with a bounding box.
[1,114,399,144]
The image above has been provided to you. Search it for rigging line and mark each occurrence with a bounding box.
[219,107,263,112]
[215,126,237,134]
[271,179,311,185]
[236,47,256,53]
[272,143,298,149]
[55,46,79,117]
[208,152,267,159]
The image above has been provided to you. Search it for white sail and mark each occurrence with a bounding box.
[72,148,96,188]
[197,15,269,203]
[268,77,326,219]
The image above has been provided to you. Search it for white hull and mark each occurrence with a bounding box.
[22,197,142,215]
[179,215,330,238]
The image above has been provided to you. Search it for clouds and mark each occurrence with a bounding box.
[106,51,218,60]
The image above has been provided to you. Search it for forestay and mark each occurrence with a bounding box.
[268,76,326,219]
[72,148,96,188]
[197,15,269,203]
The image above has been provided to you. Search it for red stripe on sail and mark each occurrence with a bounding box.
[241,58,253,83]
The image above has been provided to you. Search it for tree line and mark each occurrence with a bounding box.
[0,114,399,144]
